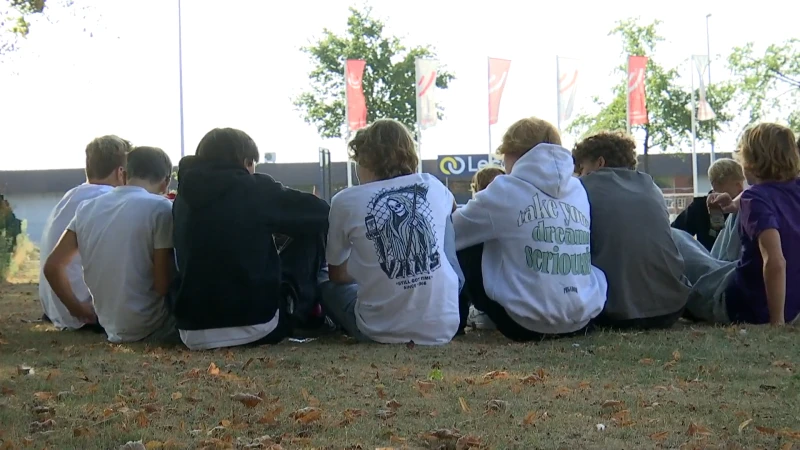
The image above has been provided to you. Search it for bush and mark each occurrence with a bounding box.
[0,193,25,280]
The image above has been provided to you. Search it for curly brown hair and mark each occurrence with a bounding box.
[348,119,418,180]
[497,117,561,156]
[471,166,505,193]
[737,123,799,183]
[572,131,637,170]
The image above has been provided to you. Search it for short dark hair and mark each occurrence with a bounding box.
[126,146,173,184]
[348,119,418,180]
[85,135,131,179]
[573,131,637,170]
[195,128,260,167]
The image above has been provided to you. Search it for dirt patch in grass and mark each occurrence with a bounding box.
[1,253,800,449]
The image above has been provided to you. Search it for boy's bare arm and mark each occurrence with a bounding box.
[758,229,786,325]
[43,230,96,323]
[153,249,174,297]
[329,261,354,285]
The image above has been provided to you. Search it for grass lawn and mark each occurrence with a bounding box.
[1,250,800,450]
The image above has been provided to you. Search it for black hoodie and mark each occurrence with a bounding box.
[172,159,329,330]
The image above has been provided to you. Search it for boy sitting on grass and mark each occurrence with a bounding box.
[686,123,800,325]
[574,131,689,329]
[44,146,177,343]
[321,119,462,345]
[452,117,607,341]
[706,158,746,261]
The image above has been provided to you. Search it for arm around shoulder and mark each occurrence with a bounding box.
[451,187,498,251]
[258,175,330,235]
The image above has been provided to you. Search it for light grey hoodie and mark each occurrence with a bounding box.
[452,144,608,334]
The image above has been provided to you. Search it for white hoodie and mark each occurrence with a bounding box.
[452,144,607,334]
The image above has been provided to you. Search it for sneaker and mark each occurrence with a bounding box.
[467,306,496,330]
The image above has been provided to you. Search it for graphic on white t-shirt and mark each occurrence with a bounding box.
[364,183,441,287]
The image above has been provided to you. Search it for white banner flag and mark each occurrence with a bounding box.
[557,57,580,124]
[693,55,716,121]
[415,59,439,130]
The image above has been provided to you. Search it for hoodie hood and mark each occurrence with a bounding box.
[509,143,574,199]
[177,159,251,209]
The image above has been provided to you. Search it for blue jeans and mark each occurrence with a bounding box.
[320,216,464,340]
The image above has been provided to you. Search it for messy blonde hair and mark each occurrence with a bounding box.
[497,117,561,157]
[471,166,505,193]
[349,119,418,180]
[736,123,800,183]
[707,158,745,186]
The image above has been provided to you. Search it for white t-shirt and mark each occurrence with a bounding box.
[326,173,460,345]
[179,314,278,350]
[39,183,114,329]
[68,186,173,343]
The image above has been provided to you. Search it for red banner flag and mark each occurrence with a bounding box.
[627,56,648,126]
[345,59,367,132]
[488,58,511,125]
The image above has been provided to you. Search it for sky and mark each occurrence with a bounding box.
[0,0,797,171]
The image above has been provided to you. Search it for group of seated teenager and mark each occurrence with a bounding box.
[38,117,800,350]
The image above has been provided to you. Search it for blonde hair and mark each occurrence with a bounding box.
[707,158,745,186]
[348,119,418,180]
[737,123,800,183]
[471,166,505,193]
[497,117,561,157]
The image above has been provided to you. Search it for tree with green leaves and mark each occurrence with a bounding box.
[294,6,454,139]
[728,38,800,131]
[1,0,88,57]
[567,19,736,171]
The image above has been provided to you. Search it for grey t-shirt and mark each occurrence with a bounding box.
[581,168,689,321]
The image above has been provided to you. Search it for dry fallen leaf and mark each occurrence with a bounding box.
[458,397,471,413]
[522,411,537,426]
[73,426,92,437]
[386,399,402,409]
[170,392,183,401]
[639,358,654,365]
[207,362,221,376]
[416,380,434,395]
[33,391,54,401]
[135,411,150,428]
[649,431,668,441]
[755,425,776,435]
[376,409,396,420]
[242,357,255,371]
[601,400,624,410]
[231,393,262,408]
[455,435,482,450]
[144,441,164,450]
[486,399,508,413]
[29,419,56,432]
[421,428,462,443]
[256,406,284,425]
[376,384,388,399]
[482,371,509,381]
[672,350,681,361]
[290,407,322,424]
[738,418,753,433]
[687,422,712,436]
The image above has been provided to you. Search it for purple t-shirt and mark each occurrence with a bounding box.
[725,179,800,323]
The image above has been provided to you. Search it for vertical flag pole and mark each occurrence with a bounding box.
[344,60,353,187]
[705,14,715,163]
[690,56,699,197]
[415,59,423,174]
[487,57,493,162]
[556,56,562,134]
[625,56,631,136]
[177,0,185,158]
